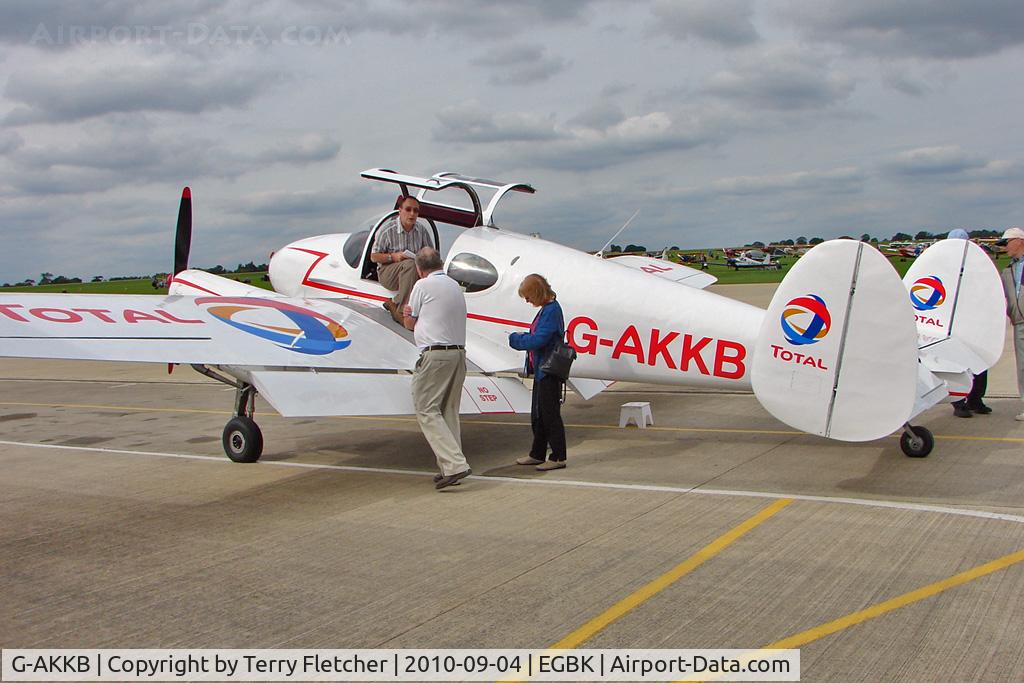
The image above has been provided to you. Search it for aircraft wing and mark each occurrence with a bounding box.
[607,255,717,288]
[249,370,532,416]
[0,292,536,417]
[0,293,420,369]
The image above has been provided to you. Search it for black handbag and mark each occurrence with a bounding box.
[539,336,577,382]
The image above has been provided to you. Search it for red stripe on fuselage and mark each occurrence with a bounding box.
[467,313,530,328]
[171,277,221,296]
[287,247,531,327]
[289,247,391,302]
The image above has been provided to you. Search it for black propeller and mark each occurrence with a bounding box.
[172,186,192,277]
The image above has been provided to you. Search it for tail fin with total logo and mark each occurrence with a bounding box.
[750,240,919,442]
[901,238,1005,417]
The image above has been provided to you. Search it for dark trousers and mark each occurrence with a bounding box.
[953,371,988,409]
[967,371,988,407]
[529,375,567,462]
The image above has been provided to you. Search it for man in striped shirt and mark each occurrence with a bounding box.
[371,196,434,323]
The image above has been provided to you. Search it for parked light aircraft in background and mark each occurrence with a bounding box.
[0,169,1006,461]
[883,242,928,258]
[726,249,781,270]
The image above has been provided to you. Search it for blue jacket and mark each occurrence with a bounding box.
[509,300,564,381]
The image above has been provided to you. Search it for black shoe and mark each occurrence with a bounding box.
[432,472,461,485]
[435,468,471,490]
[953,403,973,418]
[968,403,992,414]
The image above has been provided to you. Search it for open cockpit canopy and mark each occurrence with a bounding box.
[360,168,535,228]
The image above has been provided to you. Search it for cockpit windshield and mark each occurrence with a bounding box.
[343,231,370,267]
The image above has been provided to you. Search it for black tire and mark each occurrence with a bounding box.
[900,426,933,458]
[222,416,263,463]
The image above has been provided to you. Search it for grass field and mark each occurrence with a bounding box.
[0,249,1011,293]
[0,272,273,295]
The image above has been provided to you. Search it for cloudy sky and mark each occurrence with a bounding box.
[0,0,1021,282]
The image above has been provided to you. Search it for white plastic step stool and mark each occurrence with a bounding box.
[619,401,654,428]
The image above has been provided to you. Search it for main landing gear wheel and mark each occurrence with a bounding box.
[188,366,266,463]
[222,416,263,463]
[900,425,934,458]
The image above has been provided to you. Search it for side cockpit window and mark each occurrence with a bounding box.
[343,231,370,268]
[447,252,498,293]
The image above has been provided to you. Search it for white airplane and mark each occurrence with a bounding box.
[727,248,780,270]
[0,169,1005,462]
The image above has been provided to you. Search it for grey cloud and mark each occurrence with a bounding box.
[231,184,377,218]
[11,127,243,179]
[0,0,595,52]
[884,146,989,176]
[8,168,118,196]
[782,0,1024,59]
[4,57,275,124]
[471,44,569,86]
[637,167,866,209]
[366,0,594,37]
[437,104,740,172]
[244,0,596,41]
[703,48,856,110]
[706,166,866,196]
[4,123,338,197]
[880,63,955,97]
[600,83,634,98]
[970,160,1023,180]
[518,109,737,171]
[0,1,177,45]
[648,0,759,47]
[0,129,24,154]
[254,133,341,165]
[881,71,929,97]
[433,103,562,143]
[566,101,625,131]
[0,1,346,47]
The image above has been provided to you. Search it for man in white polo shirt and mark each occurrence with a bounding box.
[403,247,471,489]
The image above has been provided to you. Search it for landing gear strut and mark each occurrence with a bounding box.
[191,365,264,462]
[899,423,933,458]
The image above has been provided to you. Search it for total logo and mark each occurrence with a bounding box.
[910,276,945,311]
[909,275,946,328]
[780,294,830,346]
[195,297,350,355]
[775,294,830,371]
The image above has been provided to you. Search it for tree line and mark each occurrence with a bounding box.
[2,262,269,289]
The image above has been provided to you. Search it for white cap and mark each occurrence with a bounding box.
[996,227,1024,245]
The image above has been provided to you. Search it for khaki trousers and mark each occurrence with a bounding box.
[1014,323,1024,401]
[411,349,469,475]
[377,259,419,306]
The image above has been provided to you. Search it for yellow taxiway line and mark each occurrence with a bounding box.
[763,547,1024,651]
[550,499,793,650]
